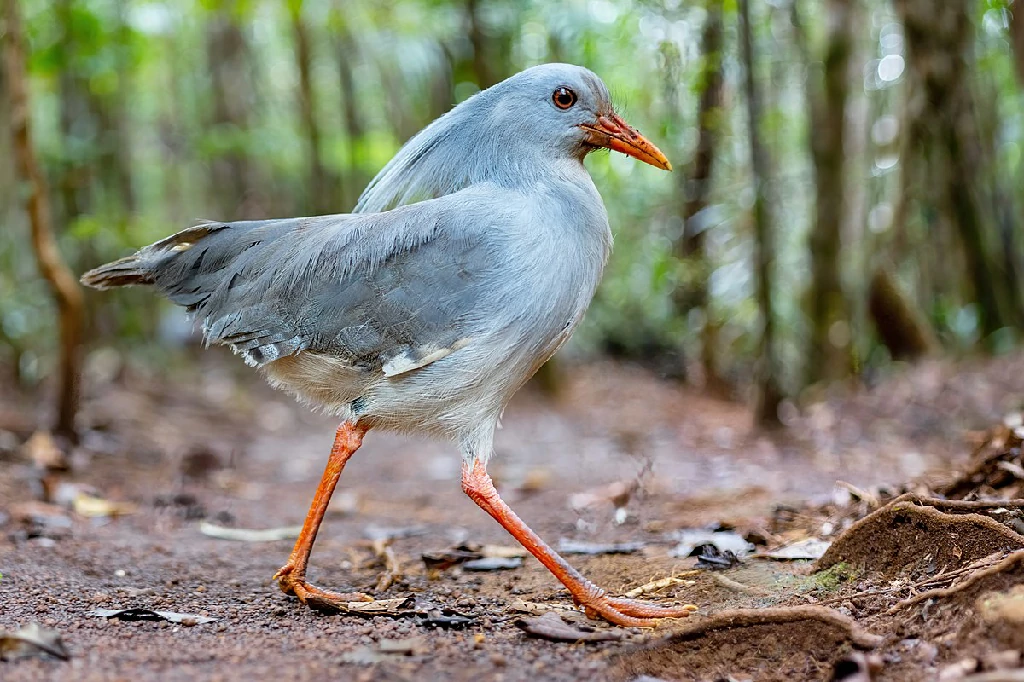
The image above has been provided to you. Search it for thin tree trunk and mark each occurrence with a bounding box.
[207,3,254,219]
[738,0,783,426]
[465,0,493,88]
[797,0,855,384]
[895,0,1017,337]
[55,0,92,225]
[290,1,332,214]
[336,22,365,209]
[671,4,725,390]
[4,0,84,443]
[110,0,135,213]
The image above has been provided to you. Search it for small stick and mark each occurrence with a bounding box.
[835,481,880,508]
[623,571,700,598]
[710,573,768,596]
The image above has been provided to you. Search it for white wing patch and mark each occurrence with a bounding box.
[382,338,471,377]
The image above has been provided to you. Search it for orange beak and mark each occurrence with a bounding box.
[579,112,672,171]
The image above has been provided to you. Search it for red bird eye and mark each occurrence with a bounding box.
[552,87,577,110]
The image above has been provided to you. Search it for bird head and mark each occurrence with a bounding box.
[490,63,671,171]
[355,63,671,213]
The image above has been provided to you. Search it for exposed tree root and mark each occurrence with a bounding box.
[658,605,883,649]
[886,550,1024,614]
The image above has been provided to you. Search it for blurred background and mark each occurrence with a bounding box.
[2,0,1023,443]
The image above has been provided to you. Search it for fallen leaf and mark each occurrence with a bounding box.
[766,538,832,560]
[421,548,482,570]
[199,522,301,542]
[306,596,416,616]
[417,609,475,629]
[72,492,138,519]
[0,623,69,661]
[463,557,522,571]
[362,525,427,542]
[478,544,527,558]
[515,611,623,642]
[557,539,644,555]
[92,608,217,625]
[509,599,580,615]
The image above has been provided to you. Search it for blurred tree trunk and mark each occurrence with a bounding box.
[206,3,254,219]
[796,0,855,384]
[289,0,333,214]
[101,0,135,215]
[671,3,725,390]
[4,0,84,443]
[868,266,939,360]
[465,0,493,88]
[55,0,93,225]
[336,22,366,209]
[1010,5,1024,89]
[0,38,22,381]
[895,0,1021,338]
[738,0,783,425]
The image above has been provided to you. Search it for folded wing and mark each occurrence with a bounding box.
[83,199,496,376]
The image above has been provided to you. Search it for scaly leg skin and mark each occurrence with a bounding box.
[462,460,698,628]
[273,421,373,612]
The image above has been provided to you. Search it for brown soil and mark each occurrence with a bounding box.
[817,501,1024,579]
[4,353,1024,681]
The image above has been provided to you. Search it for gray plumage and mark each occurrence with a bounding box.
[82,63,620,461]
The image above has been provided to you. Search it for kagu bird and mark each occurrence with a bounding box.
[82,64,695,627]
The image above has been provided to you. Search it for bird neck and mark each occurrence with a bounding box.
[355,90,580,213]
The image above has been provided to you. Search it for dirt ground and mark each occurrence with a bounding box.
[3,352,1024,681]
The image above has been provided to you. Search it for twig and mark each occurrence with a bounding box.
[997,460,1024,480]
[710,573,768,596]
[623,572,700,599]
[836,481,880,508]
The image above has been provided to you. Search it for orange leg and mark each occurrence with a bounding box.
[462,459,697,628]
[273,421,371,611]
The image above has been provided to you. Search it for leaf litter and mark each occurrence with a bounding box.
[9,359,1024,680]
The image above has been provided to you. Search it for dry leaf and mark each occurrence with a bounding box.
[515,611,624,642]
[199,522,301,542]
[557,539,644,555]
[73,492,138,518]
[0,623,69,661]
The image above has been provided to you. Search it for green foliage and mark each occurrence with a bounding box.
[2,0,1021,393]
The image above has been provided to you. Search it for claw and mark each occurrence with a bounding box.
[578,596,698,628]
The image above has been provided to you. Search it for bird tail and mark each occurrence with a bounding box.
[80,223,224,291]
[80,254,153,289]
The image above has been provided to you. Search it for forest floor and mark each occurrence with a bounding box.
[3,352,1024,681]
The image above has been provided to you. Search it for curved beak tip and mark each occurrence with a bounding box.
[582,113,672,172]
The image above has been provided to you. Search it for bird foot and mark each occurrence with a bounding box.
[273,563,371,612]
[576,595,698,628]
